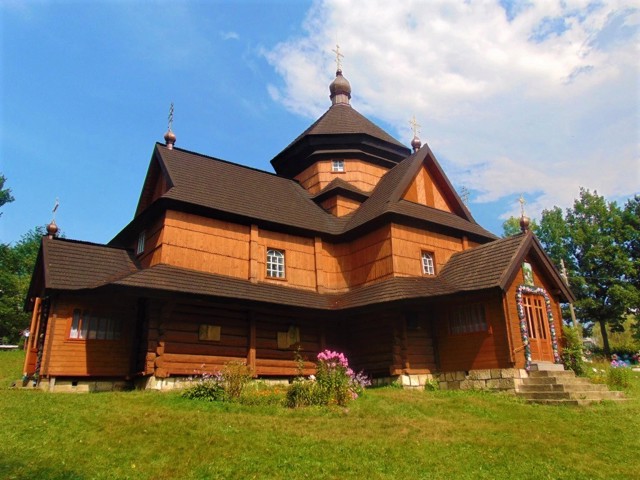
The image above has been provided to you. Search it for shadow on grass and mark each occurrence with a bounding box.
[1,459,85,480]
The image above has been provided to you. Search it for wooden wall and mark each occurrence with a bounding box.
[148,300,322,378]
[402,164,453,213]
[320,195,362,217]
[40,295,137,377]
[504,257,565,369]
[321,225,394,293]
[345,310,436,377]
[391,223,465,276]
[256,230,317,290]
[295,160,388,195]
[158,211,250,278]
[436,291,512,372]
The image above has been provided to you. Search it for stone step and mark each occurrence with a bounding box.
[522,376,592,386]
[526,398,627,406]
[517,390,625,401]
[530,362,566,372]
[528,370,576,378]
[517,383,609,393]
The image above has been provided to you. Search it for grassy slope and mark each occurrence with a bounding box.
[1,350,638,480]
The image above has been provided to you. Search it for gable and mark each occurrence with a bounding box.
[135,153,173,217]
[402,162,455,213]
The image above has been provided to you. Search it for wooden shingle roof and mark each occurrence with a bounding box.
[33,232,573,311]
[39,237,138,291]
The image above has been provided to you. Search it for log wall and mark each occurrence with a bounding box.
[149,300,322,378]
[295,160,389,195]
[41,295,137,377]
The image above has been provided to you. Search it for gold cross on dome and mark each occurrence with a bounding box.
[519,195,526,217]
[332,44,344,71]
[167,102,174,132]
[410,115,421,137]
[52,197,59,219]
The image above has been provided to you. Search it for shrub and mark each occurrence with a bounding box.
[607,361,632,390]
[182,361,253,402]
[221,360,253,399]
[562,325,586,376]
[424,379,440,391]
[182,372,226,402]
[285,350,370,408]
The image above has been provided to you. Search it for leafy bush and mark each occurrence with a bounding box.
[182,361,252,402]
[607,361,632,390]
[562,325,586,376]
[285,350,370,408]
[181,373,226,402]
[424,379,440,391]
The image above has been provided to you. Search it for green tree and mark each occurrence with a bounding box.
[537,189,637,356]
[0,227,44,343]
[501,216,538,237]
[0,174,15,216]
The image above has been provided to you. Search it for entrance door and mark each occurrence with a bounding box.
[522,294,554,362]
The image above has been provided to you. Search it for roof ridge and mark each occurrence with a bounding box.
[44,236,134,251]
[156,142,285,179]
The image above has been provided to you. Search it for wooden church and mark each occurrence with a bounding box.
[24,64,574,391]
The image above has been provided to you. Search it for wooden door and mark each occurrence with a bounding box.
[522,295,554,362]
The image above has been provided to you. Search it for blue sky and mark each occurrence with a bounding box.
[1,0,638,245]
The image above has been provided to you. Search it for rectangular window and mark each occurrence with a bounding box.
[136,231,146,255]
[266,248,285,278]
[421,251,435,275]
[331,159,345,172]
[69,309,122,340]
[449,304,487,335]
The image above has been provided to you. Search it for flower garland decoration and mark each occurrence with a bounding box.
[516,285,561,371]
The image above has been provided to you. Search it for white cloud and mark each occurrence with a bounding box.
[264,0,639,222]
[220,31,240,41]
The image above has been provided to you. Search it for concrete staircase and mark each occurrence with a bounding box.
[516,362,626,405]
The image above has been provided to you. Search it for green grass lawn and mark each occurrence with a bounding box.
[1,350,638,480]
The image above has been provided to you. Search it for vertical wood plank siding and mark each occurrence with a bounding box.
[401,165,453,213]
[391,223,465,275]
[295,160,389,195]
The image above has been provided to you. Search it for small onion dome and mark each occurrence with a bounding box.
[520,215,531,233]
[46,219,59,238]
[411,135,422,153]
[329,69,352,105]
[164,129,176,150]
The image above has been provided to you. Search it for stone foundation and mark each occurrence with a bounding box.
[38,377,131,393]
[371,369,529,392]
[437,368,529,392]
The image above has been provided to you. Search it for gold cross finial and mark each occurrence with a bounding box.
[410,115,421,138]
[52,197,59,220]
[332,44,344,71]
[519,195,526,217]
[168,102,174,132]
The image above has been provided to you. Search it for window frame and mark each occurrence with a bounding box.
[449,303,488,336]
[266,248,286,279]
[136,231,146,255]
[331,159,345,173]
[68,308,122,341]
[421,251,435,276]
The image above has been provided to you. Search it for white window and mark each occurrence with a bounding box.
[70,309,122,340]
[266,249,285,278]
[136,231,145,255]
[421,252,435,275]
[331,159,345,172]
